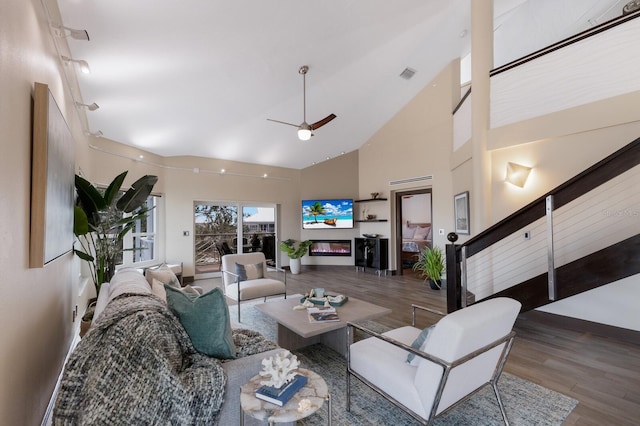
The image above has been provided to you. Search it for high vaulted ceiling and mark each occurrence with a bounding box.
[57,0,626,169]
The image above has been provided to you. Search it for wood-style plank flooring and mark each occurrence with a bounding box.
[250,265,640,426]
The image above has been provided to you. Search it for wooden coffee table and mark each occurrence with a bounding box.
[255,294,391,356]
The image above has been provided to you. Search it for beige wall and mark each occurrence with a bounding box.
[0,0,89,423]
[85,138,303,275]
[358,64,457,268]
[490,122,640,222]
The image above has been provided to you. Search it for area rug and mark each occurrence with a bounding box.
[229,300,578,425]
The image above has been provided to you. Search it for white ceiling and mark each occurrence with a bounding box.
[56,0,626,169]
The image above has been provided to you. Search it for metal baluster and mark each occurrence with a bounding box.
[461,246,468,308]
[546,195,557,301]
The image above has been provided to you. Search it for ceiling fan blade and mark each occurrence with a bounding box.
[266,118,300,128]
[310,114,337,130]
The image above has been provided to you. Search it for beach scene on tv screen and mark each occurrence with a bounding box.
[302,199,353,229]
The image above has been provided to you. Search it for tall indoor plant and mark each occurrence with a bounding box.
[412,245,445,290]
[279,239,312,274]
[74,171,158,295]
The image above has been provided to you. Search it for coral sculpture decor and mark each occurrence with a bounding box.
[259,350,300,388]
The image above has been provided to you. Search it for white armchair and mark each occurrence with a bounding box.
[221,252,287,322]
[347,297,521,425]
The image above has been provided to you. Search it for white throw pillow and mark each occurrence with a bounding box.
[402,225,417,239]
[414,226,430,240]
[151,278,167,302]
[109,268,151,300]
[145,264,181,288]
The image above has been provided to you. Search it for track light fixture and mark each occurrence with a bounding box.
[61,56,90,74]
[53,24,90,41]
[76,102,99,111]
[86,130,103,137]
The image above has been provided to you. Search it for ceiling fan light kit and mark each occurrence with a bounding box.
[298,123,312,141]
[268,65,336,140]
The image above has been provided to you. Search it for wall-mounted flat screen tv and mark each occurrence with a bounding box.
[302,199,353,229]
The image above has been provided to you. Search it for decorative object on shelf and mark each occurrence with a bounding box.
[279,239,312,274]
[454,191,470,235]
[412,246,445,290]
[370,192,380,199]
[366,214,377,220]
[74,171,158,295]
[259,350,300,388]
[362,233,380,238]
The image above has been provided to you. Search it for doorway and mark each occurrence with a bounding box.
[395,189,432,276]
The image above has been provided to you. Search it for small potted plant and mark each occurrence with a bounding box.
[279,239,312,274]
[412,246,445,290]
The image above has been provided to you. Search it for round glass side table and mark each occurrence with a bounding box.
[240,368,331,425]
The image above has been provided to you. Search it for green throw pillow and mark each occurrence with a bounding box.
[235,262,264,281]
[406,325,435,365]
[165,285,236,359]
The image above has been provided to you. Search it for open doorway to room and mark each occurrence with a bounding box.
[395,189,432,276]
[193,202,277,279]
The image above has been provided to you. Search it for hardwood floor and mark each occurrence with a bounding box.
[273,265,640,426]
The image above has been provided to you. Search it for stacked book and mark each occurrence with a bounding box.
[255,374,308,406]
[307,306,340,323]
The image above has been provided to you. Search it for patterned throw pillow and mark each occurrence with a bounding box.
[165,285,237,359]
[235,262,264,281]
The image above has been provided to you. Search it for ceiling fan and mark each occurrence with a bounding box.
[267,65,336,141]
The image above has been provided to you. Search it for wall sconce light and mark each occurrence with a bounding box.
[505,162,532,188]
[76,102,99,111]
[53,24,90,41]
[62,56,91,74]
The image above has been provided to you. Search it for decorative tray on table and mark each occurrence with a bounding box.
[300,294,349,307]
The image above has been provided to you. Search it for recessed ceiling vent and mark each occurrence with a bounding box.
[399,67,416,80]
[389,175,433,186]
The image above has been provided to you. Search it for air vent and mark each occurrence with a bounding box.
[389,175,433,186]
[399,67,416,80]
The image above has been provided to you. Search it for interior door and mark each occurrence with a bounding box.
[395,189,432,275]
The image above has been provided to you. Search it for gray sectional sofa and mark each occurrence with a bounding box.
[53,269,281,425]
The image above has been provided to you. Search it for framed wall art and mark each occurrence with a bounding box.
[30,82,75,267]
[454,191,470,235]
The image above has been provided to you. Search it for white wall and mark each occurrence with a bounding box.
[0,0,88,424]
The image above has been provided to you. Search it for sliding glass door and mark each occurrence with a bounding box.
[193,202,277,279]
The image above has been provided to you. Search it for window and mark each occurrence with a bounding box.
[119,194,158,267]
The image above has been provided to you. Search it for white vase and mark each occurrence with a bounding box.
[289,257,301,274]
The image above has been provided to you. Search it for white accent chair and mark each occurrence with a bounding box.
[347,297,522,425]
[221,252,287,322]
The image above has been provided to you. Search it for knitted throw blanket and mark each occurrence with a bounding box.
[54,293,274,425]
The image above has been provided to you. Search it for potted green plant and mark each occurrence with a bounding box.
[74,171,158,296]
[412,245,445,290]
[279,239,312,274]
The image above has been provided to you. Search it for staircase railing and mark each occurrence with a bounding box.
[446,137,640,312]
